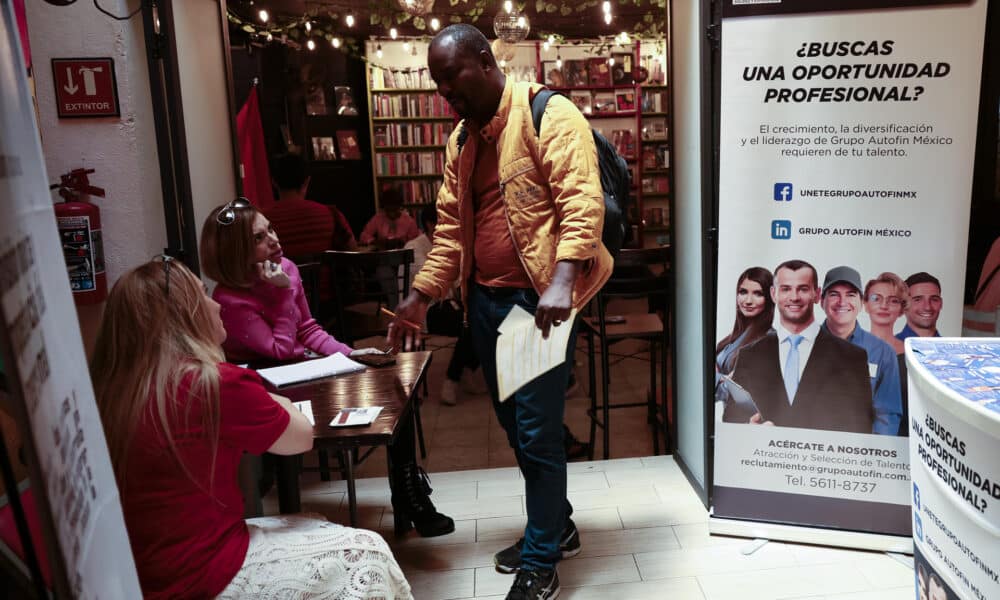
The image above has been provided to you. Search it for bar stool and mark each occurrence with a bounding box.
[581,246,671,459]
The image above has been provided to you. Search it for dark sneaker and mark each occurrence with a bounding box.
[494,519,581,573]
[505,568,560,600]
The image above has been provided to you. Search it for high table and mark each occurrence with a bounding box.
[267,351,432,525]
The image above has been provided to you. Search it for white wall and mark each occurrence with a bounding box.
[671,0,709,491]
[172,0,237,253]
[26,0,165,351]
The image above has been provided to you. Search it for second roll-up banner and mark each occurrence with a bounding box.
[710,0,989,547]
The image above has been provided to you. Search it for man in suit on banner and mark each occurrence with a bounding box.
[728,259,873,433]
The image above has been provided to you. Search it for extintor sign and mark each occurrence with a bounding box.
[51,57,120,118]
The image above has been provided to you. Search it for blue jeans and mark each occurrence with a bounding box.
[469,283,576,571]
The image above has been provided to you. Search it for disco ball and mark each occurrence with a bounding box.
[493,10,530,44]
[397,0,435,17]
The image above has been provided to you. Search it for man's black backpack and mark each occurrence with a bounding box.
[530,89,632,257]
[456,89,633,257]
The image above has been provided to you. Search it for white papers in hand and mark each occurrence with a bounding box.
[495,306,577,402]
[257,353,365,388]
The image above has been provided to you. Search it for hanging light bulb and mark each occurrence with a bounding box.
[619,31,630,44]
[266,32,273,42]
[346,14,355,27]
[306,39,316,51]
[376,43,383,59]
[305,20,312,33]
[430,17,440,30]
[604,11,612,24]
[602,1,611,13]
[403,41,410,52]
[331,37,341,48]
[608,57,615,66]
[390,27,398,39]
[555,54,562,68]
[542,41,550,52]
[499,58,507,68]
[258,8,269,22]
[548,35,555,45]
[504,0,513,13]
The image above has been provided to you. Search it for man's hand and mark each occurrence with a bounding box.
[386,289,431,352]
[749,413,774,426]
[535,260,580,339]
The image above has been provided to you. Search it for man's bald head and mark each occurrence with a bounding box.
[427,24,504,123]
[429,24,492,61]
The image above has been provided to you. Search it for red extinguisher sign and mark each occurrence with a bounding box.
[52,169,107,305]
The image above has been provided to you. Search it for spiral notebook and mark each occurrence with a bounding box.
[257,353,365,388]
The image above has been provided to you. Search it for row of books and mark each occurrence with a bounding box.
[372,93,453,118]
[642,144,670,170]
[609,129,637,160]
[370,66,433,89]
[542,57,636,88]
[641,89,669,113]
[641,175,670,194]
[643,207,670,227]
[375,151,445,176]
[395,180,442,205]
[373,122,453,147]
[640,117,669,141]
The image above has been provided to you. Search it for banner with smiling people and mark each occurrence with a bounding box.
[709,0,989,549]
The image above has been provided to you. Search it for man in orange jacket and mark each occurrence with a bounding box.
[387,24,612,600]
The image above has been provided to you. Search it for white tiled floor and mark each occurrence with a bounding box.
[265,457,915,600]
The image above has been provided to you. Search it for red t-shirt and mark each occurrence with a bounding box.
[120,363,290,599]
[472,138,532,288]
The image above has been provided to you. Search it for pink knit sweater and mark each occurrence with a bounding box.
[214,258,353,362]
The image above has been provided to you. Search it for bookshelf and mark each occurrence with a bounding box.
[364,39,672,249]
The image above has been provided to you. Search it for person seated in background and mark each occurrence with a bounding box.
[201,198,454,538]
[265,153,357,255]
[90,257,413,598]
[360,187,420,249]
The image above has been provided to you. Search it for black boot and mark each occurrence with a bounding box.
[391,463,455,537]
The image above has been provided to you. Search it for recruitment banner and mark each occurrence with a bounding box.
[0,7,140,598]
[711,0,988,539]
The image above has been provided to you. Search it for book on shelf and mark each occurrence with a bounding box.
[593,93,616,114]
[372,93,452,118]
[373,122,453,147]
[257,353,365,388]
[642,144,670,169]
[336,130,362,159]
[375,151,444,176]
[611,129,636,160]
[542,61,565,86]
[641,89,669,113]
[615,91,636,111]
[641,175,670,194]
[611,53,634,85]
[570,92,592,115]
[330,406,384,427]
[587,57,613,86]
[370,66,432,89]
[641,117,668,141]
[311,136,336,161]
[562,59,589,87]
[395,179,441,205]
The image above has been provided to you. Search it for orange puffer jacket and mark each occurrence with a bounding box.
[411,80,613,309]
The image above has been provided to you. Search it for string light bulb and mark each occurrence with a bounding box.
[548,35,555,45]
[346,14,355,27]
[403,41,410,52]
[258,8,269,22]
[555,54,562,68]
[331,37,341,48]
[266,32,273,42]
[604,11,612,24]
[620,32,630,44]
[430,17,440,30]
[542,41,550,52]
[602,1,611,13]
[376,43,383,58]
[608,57,615,66]
[499,58,507,68]
[504,0,513,13]
[304,20,312,32]
[390,27,398,39]
[306,39,316,51]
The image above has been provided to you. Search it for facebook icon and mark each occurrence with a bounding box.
[771,220,792,240]
[774,183,793,201]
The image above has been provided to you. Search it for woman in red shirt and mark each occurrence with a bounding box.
[90,258,413,598]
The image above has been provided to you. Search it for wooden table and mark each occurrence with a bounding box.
[268,351,432,525]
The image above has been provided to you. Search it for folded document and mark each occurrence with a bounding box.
[257,353,365,388]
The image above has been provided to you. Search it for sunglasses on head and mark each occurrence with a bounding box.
[216,197,252,226]
[154,254,176,296]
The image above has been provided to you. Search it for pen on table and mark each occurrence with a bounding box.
[379,307,422,331]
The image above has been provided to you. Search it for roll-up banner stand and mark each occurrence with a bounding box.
[0,7,141,598]
[710,0,989,550]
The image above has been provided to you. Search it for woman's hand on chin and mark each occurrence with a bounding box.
[256,259,291,288]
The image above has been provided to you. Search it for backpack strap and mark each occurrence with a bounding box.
[456,125,469,153]
[530,88,559,136]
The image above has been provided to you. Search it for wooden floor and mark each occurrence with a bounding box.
[265,335,916,600]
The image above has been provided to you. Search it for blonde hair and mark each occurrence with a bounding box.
[200,203,260,288]
[864,271,909,309]
[90,258,225,488]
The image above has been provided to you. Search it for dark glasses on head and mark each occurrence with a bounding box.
[154,254,176,296]
[216,197,251,226]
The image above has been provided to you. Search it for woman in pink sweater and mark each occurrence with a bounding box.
[201,197,454,538]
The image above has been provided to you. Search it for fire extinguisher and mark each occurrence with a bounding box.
[51,168,107,305]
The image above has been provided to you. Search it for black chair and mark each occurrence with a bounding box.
[320,249,427,458]
[581,246,672,460]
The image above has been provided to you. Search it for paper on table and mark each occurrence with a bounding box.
[257,352,365,387]
[330,406,384,427]
[292,400,315,425]
[495,306,577,402]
